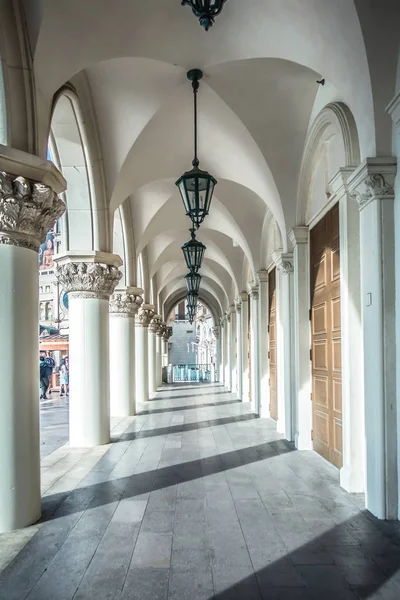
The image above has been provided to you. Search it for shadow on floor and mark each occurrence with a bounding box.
[137,399,242,416]
[211,510,400,599]
[151,389,230,401]
[40,439,294,522]
[113,413,259,443]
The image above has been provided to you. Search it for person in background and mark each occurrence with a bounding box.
[40,355,49,399]
[46,352,56,395]
[60,356,69,396]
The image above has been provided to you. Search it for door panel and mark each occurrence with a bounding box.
[268,268,278,421]
[310,203,343,468]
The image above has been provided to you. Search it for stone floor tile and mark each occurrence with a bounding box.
[130,532,173,568]
[168,567,214,600]
[121,567,170,600]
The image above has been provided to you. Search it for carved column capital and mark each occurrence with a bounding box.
[212,326,220,339]
[250,287,259,300]
[157,322,167,337]
[163,326,173,342]
[348,158,396,211]
[55,252,122,300]
[273,252,294,276]
[149,314,163,333]
[135,305,155,328]
[110,287,143,318]
[0,171,66,251]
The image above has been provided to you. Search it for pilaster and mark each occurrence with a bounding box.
[249,286,260,415]
[288,227,311,450]
[257,270,270,418]
[273,251,294,440]
[348,157,397,519]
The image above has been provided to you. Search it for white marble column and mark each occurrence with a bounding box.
[348,158,397,519]
[56,252,122,447]
[135,305,154,404]
[225,313,232,391]
[109,288,143,417]
[235,300,243,400]
[219,318,225,385]
[156,323,166,387]
[240,294,250,403]
[250,286,260,415]
[0,164,65,533]
[274,253,294,440]
[230,305,237,393]
[288,228,311,450]
[257,271,270,418]
[148,313,161,399]
[212,326,220,383]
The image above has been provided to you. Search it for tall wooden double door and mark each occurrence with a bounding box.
[310,204,343,468]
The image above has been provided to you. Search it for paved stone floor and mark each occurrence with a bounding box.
[1,384,400,599]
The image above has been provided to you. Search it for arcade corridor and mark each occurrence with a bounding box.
[1,384,400,600]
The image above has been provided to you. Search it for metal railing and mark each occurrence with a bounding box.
[167,364,218,383]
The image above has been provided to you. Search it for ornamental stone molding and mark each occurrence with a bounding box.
[212,326,220,339]
[273,251,294,276]
[163,326,173,342]
[157,322,167,337]
[0,171,66,251]
[109,287,143,318]
[250,287,259,300]
[135,305,155,328]
[56,262,122,300]
[149,314,163,334]
[348,158,396,212]
[235,301,242,313]
[278,260,294,275]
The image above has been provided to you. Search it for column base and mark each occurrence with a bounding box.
[340,465,365,494]
[295,432,313,451]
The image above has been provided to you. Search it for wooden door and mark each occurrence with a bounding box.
[268,268,278,421]
[248,294,251,400]
[310,203,342,468]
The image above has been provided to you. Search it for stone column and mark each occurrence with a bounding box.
[0,166,65,533]
[257,271,270,418]
[156,323,166,387]
[235,300,243,400]
[225,311,232,391]
[348,158,397,519]
[162,326,173,368]
[274,253,294,440]
[250,286,260,415]
[135,305,154,404]
[148,314,162,399]
[212,326,220,383]
[230,305,237,393]
[288,228,311,450]
[240,293,250,402]
[109,288,143,417]
[219,318,225,385]
[56,252,122,447]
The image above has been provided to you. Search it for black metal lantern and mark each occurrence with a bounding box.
[176,70,217,229]
[185,271,202,295]
[181,228,206,273]
[181,0,228,31]
[187,293,199,312]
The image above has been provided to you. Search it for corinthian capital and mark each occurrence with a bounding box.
[0,171,66,251]
[149,314,163,333]
[157,322,167,337]
[110,287,143,318]
[135,305,155,328]
[348,158,396,211]
[163,326,173,342]
[55,251,122,300]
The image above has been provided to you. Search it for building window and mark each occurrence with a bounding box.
[45,285,51,293]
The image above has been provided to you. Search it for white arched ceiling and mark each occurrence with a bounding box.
[22,0,400,309]
[162,277,225,316]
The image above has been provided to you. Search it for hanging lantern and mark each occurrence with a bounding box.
[185,271,202,295]
[181,0,228,31]
[182,228,206,272]
[187,293,199,312]
[176,70,217,229]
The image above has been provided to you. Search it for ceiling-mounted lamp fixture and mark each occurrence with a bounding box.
[176,69,217,229]
[181,0,228,31]
[185,271,202,295]
[182,227,206,272]
[187,293,199,313]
